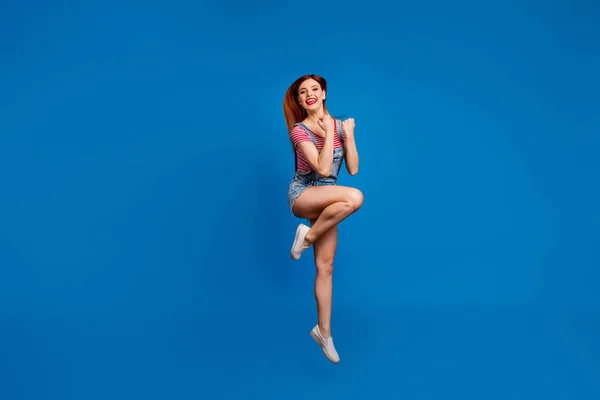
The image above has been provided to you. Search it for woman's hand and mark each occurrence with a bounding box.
[342,118,355,140]
[317,114,335,134]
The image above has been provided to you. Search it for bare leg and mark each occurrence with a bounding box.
[310,218,338,338]
[292,185,363,246]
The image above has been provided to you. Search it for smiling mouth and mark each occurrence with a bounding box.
[306,98,317,105]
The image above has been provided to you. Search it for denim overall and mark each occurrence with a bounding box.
[288,119,345,211]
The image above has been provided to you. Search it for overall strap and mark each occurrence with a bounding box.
[296,122,318,145]
[335,119,344,143]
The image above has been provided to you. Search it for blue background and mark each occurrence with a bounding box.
[1,0,599,399]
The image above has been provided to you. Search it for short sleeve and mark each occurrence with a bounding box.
[290,125,311,148]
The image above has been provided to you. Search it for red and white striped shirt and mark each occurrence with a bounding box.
[290,123,343,172]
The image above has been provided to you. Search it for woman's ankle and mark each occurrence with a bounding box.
[304,230,315,246]
[319,324,331,338]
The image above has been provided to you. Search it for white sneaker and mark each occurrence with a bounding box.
[290,223,310,260]
[310,325,340,364]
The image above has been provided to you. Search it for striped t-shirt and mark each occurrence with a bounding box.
[290,122,343,172]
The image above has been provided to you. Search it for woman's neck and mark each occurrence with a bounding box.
[306,108,326,123]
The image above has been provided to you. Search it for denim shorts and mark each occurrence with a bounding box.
[288,176,337,211]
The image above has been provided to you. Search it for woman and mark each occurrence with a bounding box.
[283,74,364,364]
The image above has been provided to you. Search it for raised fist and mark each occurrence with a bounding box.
[342,118,355,139]
[317,114,335,133]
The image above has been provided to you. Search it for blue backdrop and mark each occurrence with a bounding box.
[1,0,599,399]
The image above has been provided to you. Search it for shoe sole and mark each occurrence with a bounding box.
[310,329,340,364]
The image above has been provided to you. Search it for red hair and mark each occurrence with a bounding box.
[282,74,329,133]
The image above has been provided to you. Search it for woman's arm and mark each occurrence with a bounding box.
[294,116,336,177]
[297,131,334,177]
[342,118,359,175]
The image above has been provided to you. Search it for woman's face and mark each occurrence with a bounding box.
[297,78,326,112]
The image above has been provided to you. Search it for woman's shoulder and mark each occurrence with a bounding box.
[290,124,310,143]
[291,123,309,134]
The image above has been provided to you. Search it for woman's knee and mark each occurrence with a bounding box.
[345,188,364,211]
[316,259,334,276]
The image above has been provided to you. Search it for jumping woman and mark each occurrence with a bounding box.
[283,74,364,364]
